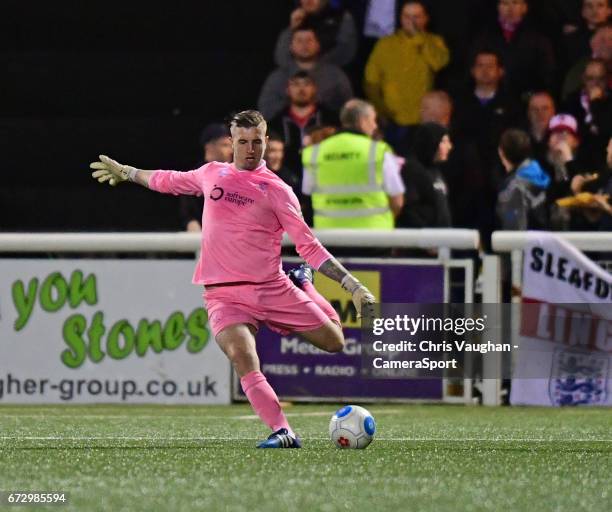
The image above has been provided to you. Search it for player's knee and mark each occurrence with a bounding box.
[215,325,259,373]
[228,343,257,364]
[327,340,344,353]
[226,347,259,376]
[325,328,345,353]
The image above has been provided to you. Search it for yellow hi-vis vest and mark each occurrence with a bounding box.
[302,132,394,229]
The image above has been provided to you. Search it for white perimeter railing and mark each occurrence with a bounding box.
[481,231,612,406]
[0,229,479,254]
[0,229,480,405]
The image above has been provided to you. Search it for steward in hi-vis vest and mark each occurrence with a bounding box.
[301,99,405,229]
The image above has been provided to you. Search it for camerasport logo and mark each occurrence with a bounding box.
[210,185,255,207]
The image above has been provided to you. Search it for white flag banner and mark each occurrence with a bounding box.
[510,232,612,406]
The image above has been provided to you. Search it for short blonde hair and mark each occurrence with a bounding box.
[230,110,267,133]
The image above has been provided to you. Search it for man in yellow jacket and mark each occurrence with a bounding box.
[364,1,449,133]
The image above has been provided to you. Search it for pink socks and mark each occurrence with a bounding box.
[240,370,292,434]
[301,281,341,324]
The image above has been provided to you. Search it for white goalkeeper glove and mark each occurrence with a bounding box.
[341,274,376,319]
[90,154,138,186]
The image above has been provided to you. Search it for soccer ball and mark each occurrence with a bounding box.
[329,405,376,449]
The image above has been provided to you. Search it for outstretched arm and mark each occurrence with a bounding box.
[90,155,155,187]
[90,154,206,196]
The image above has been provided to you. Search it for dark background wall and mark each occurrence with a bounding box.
[2,0,293,231]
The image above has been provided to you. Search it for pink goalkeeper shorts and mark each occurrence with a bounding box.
[203,274,337,337]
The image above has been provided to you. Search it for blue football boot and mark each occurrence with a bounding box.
[256,428,302,448]
[287,264,314,289]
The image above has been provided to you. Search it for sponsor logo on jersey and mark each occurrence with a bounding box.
[210,185,224,201]
[224,192,255,207]
[209,185,254,207]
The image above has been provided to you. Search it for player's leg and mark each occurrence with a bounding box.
[299,318,345,353]
[288,264,339,323]
[288,264,344,352]
[215,323,300,448]
[215,323,260,377]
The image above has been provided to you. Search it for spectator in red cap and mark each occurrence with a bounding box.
[544,113,585,227]
[546,114,581,174]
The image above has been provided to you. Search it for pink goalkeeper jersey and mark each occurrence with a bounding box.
[149,160,332,285]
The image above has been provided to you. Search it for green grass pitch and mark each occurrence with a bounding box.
[0,404,610,511]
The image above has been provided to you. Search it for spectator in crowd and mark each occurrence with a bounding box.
[396,90,453,156]
[420,90,453,127]
[179,123,232,232]
[258,26,353,119]
[525,91,557,165]
[353,0,492,91]
[345,0,399,96]
[267,70,338,181]
[264,132,301,197]
[564,0,611,67]
[561,135,612,229]
[396,122,453,228]
[524,0,582,45]
[496,128,550,230]
[599,136,612,228]
[302,99,405,229]
[563,58,612,167]
[274,0,357,68]
[545,114,583,187]
[449,49,521,248]
[471,0,556,101]
[543,113,587,228]
[361,0,397,40]
[563,24,612,99]
[364,1,449,148]
[526,0,586,84]
[416,0,492,91]
[452,50,521,146]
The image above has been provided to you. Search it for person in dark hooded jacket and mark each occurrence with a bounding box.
[397,122,453,228]
[496,128,551,230]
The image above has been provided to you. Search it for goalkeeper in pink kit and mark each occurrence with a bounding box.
[90,110,376,448]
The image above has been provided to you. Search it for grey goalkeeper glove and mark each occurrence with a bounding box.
[90,154,138,186]
[341,275,376,319]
